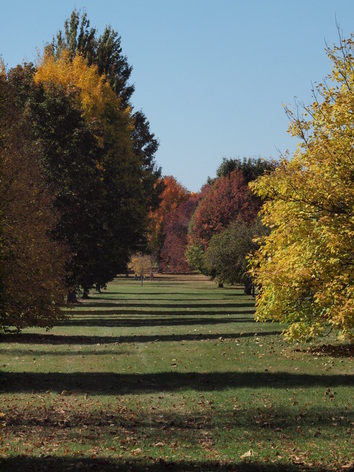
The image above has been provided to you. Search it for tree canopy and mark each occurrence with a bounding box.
[204,219,267,288]
[0,74,68,331]
[249,34,354,341]
[160,195,199,273]
[188,170,260,251]
[0,10,162,329]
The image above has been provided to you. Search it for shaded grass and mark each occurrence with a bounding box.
[0,275,353,471]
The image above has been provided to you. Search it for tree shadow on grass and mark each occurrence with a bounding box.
[1,371,352,395]
[306,344,354,358]
[80,302,256,309]
[0,330,281,346]
[6,402,351,433]
[0,456,330,471]
[57,315,256,328]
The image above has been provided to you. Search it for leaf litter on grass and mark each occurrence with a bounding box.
[0,275,353,470]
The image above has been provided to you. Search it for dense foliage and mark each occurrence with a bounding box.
[160,195,199,273]
[249,35,354,341]
[186,169,263,279]
[148,176,189,265]
[0,11,161,329]
[0,75,68,330]
[204,219,267,288]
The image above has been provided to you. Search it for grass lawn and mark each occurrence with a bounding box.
[0,274,353,471]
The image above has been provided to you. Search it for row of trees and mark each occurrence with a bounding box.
[146,158,274,283]
[1,12,352,342]
[150,34,353,342]
[0,11,162,331]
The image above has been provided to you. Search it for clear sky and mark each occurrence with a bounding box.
[1,0,353,192]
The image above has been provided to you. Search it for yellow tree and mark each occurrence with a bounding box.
[249,34,354,341]
[34,49,153,294]
[128,253,153,285]
[35,49,124,123]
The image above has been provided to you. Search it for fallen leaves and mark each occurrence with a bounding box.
[240,449,254,459]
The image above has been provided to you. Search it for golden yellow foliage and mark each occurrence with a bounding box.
[128,254,152,285]
[249,34,354,341]
[35,49,123,121]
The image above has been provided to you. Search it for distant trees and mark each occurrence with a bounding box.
[188,170,259,250]
[249,34,354,341]
[186,158,274,288]
[160,195,199,273]
[204,219,267,289]
[148,176,189,265]
[128,253,153,285]
[215,156,276,182]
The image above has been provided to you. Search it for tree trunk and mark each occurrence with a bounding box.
[67,290,77,303]
[244,284,253,295]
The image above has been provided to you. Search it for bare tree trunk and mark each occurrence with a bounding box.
[67,290,77,303]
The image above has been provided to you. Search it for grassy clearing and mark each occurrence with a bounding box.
[0,274,353,471]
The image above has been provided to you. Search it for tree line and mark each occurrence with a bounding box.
[1,12,352,342]
[0,11,162,331]
[149,34,354,342]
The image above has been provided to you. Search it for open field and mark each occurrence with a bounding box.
[0,275,353,471]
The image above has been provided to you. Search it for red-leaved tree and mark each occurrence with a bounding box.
[160,195,199,273]
[148,176,190,264]
[189,170,259,250]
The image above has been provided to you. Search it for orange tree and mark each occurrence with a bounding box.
[148,176,190,266]
[160,194,200,273]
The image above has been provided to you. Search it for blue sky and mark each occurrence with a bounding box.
[1,0,353,192]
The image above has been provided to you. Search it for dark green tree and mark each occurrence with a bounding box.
[214,157,276,183]
[0,72,69,330]
[203,219,267,292]
[7,63,148,299]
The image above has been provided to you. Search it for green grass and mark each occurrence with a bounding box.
[0,274,353,471]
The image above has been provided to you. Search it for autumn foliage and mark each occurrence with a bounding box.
[188,170,260,250]
[35,50,120,121]
[0,11,161,330]
[148,176,189,263]
[160,195,200,273]
[249,34,354,341]
[0,76,68,330]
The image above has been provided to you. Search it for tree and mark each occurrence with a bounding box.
[47,10,134,108]
[215,157,276,183]
[12,62,109,298]
[249,34,354,341]
[148,176,190,265]
[203,219,267,290]
[47,9,161,213]
[0,73,68,331]
[128,253,152,285]
[30,43,158,296]
[188,170,259,250]
[160,195,199,273]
